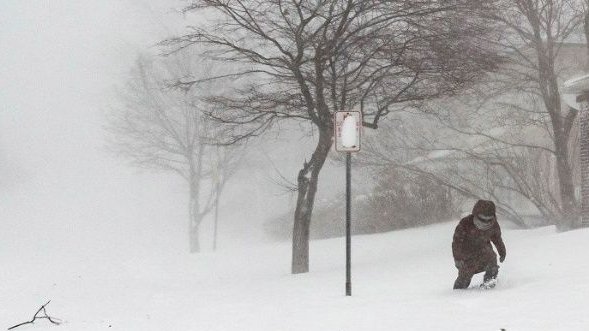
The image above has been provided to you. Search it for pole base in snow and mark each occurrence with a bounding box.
[346,282,352,296]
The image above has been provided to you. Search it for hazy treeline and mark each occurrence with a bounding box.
[106,0,589,273]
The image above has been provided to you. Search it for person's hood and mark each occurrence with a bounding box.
[472,199,496,218]
[472,200,496,230]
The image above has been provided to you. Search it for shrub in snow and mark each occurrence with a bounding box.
[264,169,462,240]
[362,168,461,231]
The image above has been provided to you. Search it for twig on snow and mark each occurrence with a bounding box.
[8,300,61,330]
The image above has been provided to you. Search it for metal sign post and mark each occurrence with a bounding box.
[345,151,352,296]
[334,111,361,296]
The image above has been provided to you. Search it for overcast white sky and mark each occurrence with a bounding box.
[0,0,170,179]
[0,1,204,262]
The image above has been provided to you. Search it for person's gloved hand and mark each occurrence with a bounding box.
[500,254,506,263]
[455,260,465,269]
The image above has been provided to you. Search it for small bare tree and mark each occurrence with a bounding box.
[106,53,240,252]
[162,0,502,273]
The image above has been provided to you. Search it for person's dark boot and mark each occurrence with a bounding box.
[480,278,497,289]
[453,275,472,289]
[483,265,499,282]
[481,265,499,289]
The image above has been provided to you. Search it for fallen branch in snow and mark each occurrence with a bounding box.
[8,300,61,330]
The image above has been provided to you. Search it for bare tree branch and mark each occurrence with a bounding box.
[8,301,61,330]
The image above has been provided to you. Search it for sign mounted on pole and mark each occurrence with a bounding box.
[334,111,362,297]
[334,111,361,152]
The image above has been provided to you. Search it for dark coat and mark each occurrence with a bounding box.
[452,200,506,271]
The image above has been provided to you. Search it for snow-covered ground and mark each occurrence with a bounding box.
[3,2,589,330]
[3,222,589,331]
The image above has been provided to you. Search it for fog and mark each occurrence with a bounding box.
[0,1,328,264]
[4,2,589,330]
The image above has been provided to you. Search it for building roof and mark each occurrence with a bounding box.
[564,74,589,94]
[563,74,589,108]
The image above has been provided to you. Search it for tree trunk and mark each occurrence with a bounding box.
[538,57,579,229]
[213,179,221,251]
[188,145,204,253]
[585,9,589,63]
[555,143,579,230]
[189,193,201,253]
[189,221,201,253]
[291,129,333,274]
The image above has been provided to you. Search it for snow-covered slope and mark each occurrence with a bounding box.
[3,222,589,331]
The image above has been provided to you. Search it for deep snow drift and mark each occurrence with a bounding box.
[3,222,589,331]
[2,2,589,331]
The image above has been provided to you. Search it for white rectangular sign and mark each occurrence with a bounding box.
[334,111,361,152]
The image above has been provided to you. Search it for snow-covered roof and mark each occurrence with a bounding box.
[563,74,589,94]
[562,74,589,110]
[406,149,454,165]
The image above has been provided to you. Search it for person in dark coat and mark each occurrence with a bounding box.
[452,200,506,289]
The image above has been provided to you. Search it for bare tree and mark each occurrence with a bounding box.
[424,91,579,226]
[162,0,502,273]
[357,114,534,227]
[359,6,589,227]
[106,53,241,252]
[476,0,586,229]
